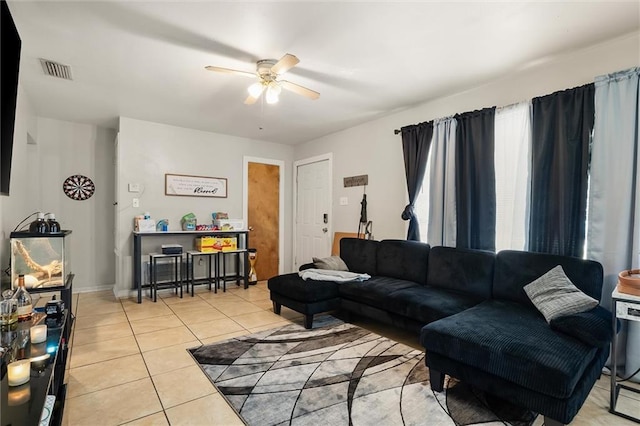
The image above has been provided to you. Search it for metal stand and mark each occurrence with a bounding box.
[149,253,183,302]
[610,286,640,424]
[219,249,249,291]
[187,251,219,296]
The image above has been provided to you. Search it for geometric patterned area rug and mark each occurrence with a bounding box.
[189,316,537,426]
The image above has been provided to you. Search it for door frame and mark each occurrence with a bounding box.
[243,156,285,275]
[293,153,333,270]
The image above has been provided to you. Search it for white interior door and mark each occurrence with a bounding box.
[295,157,331,269]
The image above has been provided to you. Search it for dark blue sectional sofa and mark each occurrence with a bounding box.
[267,238,612,426]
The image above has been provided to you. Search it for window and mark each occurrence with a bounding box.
[494,102,531,252]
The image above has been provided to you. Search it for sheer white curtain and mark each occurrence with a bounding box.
[494,102,531,252]
[587,67,640,381]
[418,117,457,246]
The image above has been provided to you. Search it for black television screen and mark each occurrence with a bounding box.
[1,0,21,196]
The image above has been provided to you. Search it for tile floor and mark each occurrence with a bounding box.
[41,281,640,425]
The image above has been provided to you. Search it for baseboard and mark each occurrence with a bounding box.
[113,288,138,299]
[74,284,118,295]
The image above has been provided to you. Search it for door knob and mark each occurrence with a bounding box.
[322,228,328,233]
[248,226,254,231]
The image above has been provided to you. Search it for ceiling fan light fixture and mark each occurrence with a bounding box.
[265,91,279,104]
[265,82,281,104]
[247,82,264,98]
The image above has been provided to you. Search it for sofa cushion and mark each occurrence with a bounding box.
[337,276,420,311]
[421,300,598,399]
[313,255,349,271]
[550,305,615,348]
[387,286,481,325]
[268,273,339,302]
[493,250,603,306]
[376,240,430,285]
[524,265,598,322]
[427,246,494,300]
[340,238,379,275]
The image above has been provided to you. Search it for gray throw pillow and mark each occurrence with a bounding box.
[312,256,349,271]
[523,265,598,323]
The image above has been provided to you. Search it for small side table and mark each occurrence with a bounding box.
[610,286,640,423]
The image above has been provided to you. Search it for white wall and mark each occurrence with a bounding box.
[114,117,294,297]
[1,87,37,276]
[0,88,116,293]
[35,118,116,293]
[294,32,640,242]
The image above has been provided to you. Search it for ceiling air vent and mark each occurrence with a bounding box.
[39,59,73,80]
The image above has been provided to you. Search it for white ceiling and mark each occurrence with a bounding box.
[7,1,640,145]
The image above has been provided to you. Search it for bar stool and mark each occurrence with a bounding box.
[149,252,183,302]
[186,250,219,296]
[218,249,248,291]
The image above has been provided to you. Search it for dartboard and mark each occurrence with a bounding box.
[63,175,95,200]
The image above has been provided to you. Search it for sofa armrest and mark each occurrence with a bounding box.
[549,305,618,348]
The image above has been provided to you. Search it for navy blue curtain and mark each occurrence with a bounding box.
[401,121,434,241]
[455,108,496,251]
[529,84,595,257]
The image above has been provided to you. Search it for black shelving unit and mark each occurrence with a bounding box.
[1,310,71,426]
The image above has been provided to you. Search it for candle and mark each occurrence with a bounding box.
[30,324,47,344]
[7,359,31,386]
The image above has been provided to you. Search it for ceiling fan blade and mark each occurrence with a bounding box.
[280,80,320,100]
[244,94,259,105]
[270,54,299,75]
[205,66,256,78]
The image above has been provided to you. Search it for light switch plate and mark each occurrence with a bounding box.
[340,197,348,206]
[132,198,139,208]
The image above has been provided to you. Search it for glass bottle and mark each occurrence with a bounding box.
[46,213,61,233]
[29,212,50,233]
[0,289,18,326]
[13,275,33,322]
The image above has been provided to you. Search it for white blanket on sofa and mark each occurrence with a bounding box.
[298,269,371,283]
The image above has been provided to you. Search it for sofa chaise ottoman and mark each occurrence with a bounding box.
[267,271,341,329]
[421,250,610,426]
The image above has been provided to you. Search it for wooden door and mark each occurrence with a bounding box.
[247,162,280,281]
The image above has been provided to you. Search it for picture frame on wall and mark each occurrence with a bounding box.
[165,173,228,198]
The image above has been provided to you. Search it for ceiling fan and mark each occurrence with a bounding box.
[205,53,320,105]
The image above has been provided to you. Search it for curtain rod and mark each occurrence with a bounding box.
[393,100,529,136]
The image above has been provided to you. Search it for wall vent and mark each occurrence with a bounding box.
[39,59,73,80]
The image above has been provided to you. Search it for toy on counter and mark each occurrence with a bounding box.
[211,212,244,230]
[213,219,245,230]
[181,213,197,231]
[156,219,169,232]
[211,212,229,220]
[135,213,156,232]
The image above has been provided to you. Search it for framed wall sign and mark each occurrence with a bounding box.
[165,173,227,198]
